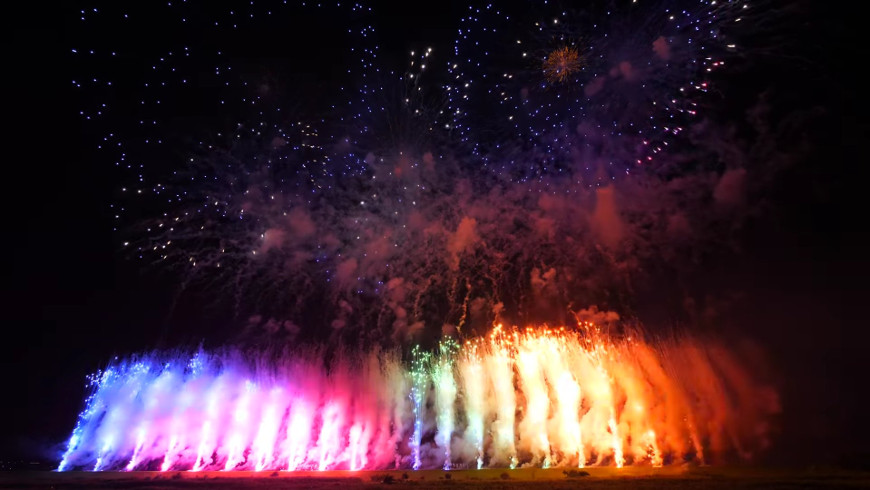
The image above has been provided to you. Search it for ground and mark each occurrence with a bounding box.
[2,466,868,489]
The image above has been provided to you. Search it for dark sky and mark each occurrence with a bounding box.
[5,1,867,468]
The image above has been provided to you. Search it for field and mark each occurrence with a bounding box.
[1,466,868,489]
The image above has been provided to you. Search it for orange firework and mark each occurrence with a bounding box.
[543,46,582,84]
[456,323,778,467]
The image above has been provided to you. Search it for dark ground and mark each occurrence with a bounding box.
[1,467,869,490]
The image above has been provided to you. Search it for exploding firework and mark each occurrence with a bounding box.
[542,46,582,84]
[446,1,744,181]
[58,323,778,471]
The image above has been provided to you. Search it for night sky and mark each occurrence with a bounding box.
[5,0,866,469]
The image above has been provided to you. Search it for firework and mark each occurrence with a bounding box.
[432,338,459,469]
[446,1,740,181]
[60,1,783,472]
[542,46,582,84]
[65,1,765,344]
[59,324,778,471]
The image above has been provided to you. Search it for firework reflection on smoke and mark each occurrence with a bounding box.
[59,324,778,471]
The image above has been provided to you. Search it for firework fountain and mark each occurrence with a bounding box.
[59,324,777,471]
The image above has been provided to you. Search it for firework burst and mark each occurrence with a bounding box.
[542,46,582,84]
